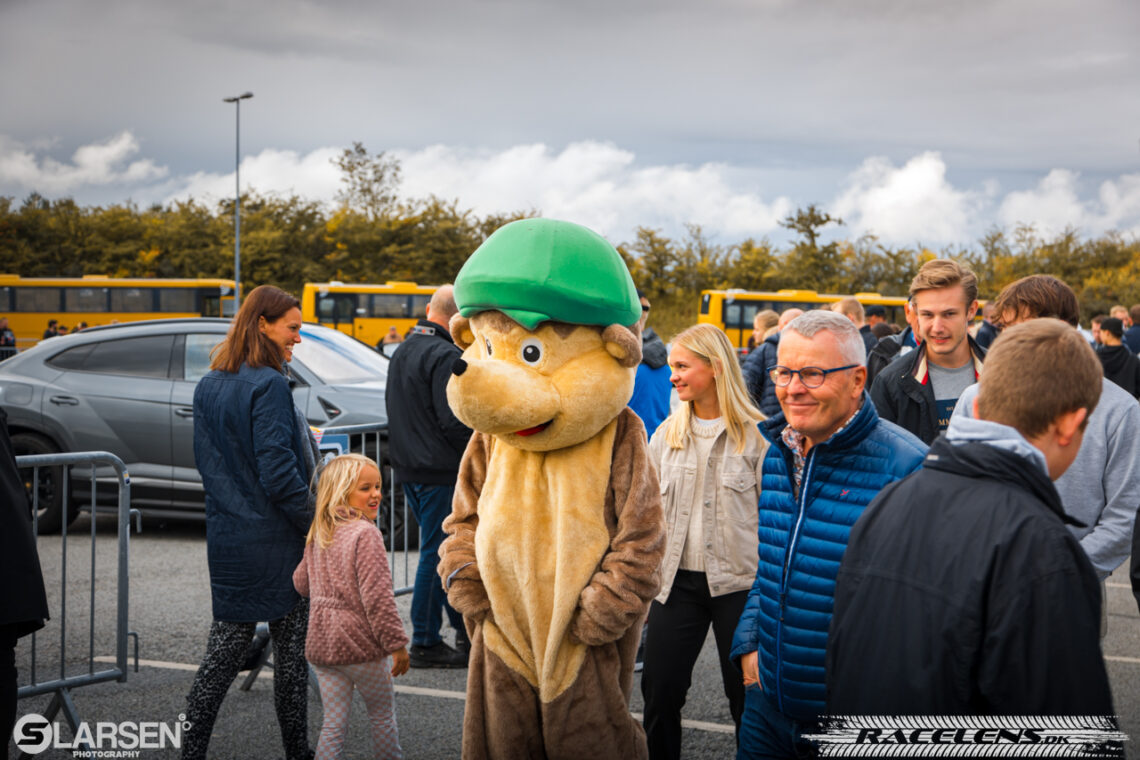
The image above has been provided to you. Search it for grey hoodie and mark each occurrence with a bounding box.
[944,415,1049,477]
[953,377,1140,579]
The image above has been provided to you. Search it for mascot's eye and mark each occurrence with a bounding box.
[484,337,493,356]
[520,338,543,366]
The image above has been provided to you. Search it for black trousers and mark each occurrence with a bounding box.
[641,569,748,760]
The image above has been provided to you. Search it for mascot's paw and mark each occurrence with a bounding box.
[569,606,623,647]
[447,578,492,622]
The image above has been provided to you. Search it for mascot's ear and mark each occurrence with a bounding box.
[603,324,642,368]
[450,313,475,350]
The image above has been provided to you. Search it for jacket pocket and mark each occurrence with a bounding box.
[719,460,759,524]
[658,462,695,539]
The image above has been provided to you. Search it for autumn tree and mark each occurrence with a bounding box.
[779,204,845,291]
[332,142,402,221]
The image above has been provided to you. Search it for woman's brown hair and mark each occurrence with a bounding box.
[210,285,301,373]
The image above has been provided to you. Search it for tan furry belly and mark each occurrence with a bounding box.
[474,421,617,703]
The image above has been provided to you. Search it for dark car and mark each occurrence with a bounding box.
[0,318,391,531]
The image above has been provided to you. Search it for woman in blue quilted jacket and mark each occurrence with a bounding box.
[183,285,319,760]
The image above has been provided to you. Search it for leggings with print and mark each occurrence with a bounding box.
[312,658,402,760]
[182,599,310,760]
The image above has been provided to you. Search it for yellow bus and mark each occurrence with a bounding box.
[301,281,440,348]
[698,289,910,349]
[0,275,237,351]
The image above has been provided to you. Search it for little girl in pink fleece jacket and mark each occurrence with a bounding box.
[294,454,410,759]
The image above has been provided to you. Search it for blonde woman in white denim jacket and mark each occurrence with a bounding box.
[641,323,766,760]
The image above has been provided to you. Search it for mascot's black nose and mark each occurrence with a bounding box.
[452,358,468,376]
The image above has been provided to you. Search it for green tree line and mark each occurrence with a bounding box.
[1,144,1137,339]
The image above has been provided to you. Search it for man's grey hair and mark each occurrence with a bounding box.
[785,310,866,365]
[429,284,458,321]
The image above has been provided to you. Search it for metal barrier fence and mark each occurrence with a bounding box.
[319,421,417,597]
[15,451,136,740]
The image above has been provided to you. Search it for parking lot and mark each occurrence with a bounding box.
[8,511,1140,759]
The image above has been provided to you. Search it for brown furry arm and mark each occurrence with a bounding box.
[571,410,665,646]
[438,432,492,622]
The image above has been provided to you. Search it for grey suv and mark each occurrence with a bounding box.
[0,318,390,531]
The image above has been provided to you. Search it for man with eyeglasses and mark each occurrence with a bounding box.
[731,310,926,759]
[870,258,986,445]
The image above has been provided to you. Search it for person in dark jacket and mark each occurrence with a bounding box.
[0,317,16,360]
[0,407,49,744]
[1097,317,1140,399]
[628,292,672,435]
[865,305,918,388]
[828,319,1114,715]
[974,301,999,349]
[1123,305,1140,353]
[385,284,473,669]
[741,308,802,417]
[184,285,318,760]
[730,311,927,759]
[870,259,985,444]
[832,296,877,356]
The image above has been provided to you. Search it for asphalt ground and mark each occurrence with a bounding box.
[7,512,1139,759]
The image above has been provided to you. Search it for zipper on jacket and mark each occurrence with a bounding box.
[775,447,815,715]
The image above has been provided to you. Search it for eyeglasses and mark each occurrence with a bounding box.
[641,304,650,312]
[768,364,859,388]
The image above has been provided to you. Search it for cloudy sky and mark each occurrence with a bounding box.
[1,0,1138,249]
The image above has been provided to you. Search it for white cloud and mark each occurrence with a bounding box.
[0,132,167,194]
[999,169,1140,239]
[1098,174,1140,236]
[998,169,1086,235]
[831,152,983,245]
[172,147,343,206]
[6,132,1139,248]
[166,139,794,244]
[395,141,794,244]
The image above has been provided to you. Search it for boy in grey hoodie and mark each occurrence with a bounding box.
[953,275,1140,586]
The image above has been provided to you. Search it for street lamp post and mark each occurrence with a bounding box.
[222,91,253,309]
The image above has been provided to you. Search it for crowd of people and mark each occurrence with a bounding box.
[3,262,1136,760]
[169,269,1140,758]
[630,263,1131,758]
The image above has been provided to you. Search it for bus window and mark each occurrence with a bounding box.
[110,288,154,312]
[725,303,741,329]
[411,294,431,319]
[369,294,409,318]
[159,288,197,313]
[317,293,357,323]
[65,287,108,312]
[15,287,61,312]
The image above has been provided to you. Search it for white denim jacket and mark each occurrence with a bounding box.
[647,420,767,603]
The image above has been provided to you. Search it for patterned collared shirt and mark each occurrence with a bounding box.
[781,401,863,499]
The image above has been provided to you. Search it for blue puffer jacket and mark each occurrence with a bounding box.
[730,396,926,720]
[194,363,316,623]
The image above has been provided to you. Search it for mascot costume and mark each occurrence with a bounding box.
[438,218,666,759]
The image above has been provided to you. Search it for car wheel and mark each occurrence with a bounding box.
[11,432,79,534]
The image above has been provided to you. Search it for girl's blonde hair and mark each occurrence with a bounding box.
[662,324,764,453]
[307,453,380,548]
